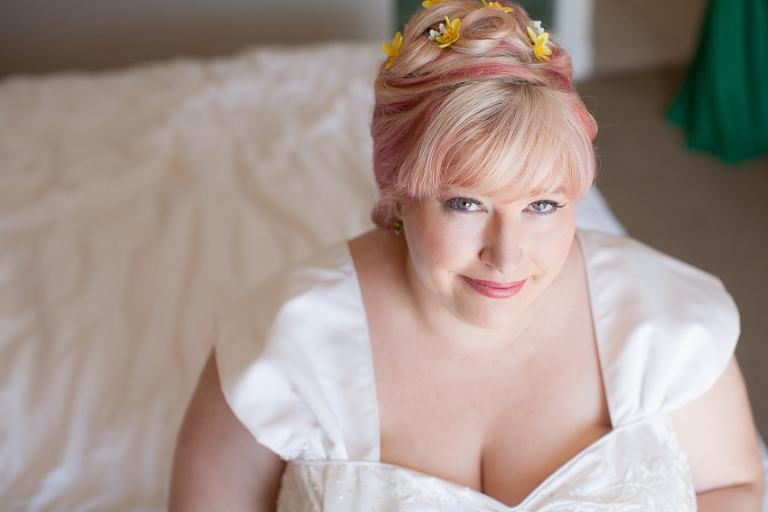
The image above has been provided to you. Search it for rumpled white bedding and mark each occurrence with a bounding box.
[0,42,625,511]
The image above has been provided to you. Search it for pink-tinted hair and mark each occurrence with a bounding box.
[371,0,597,228]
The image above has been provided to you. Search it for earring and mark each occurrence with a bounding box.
[392,204,403,235]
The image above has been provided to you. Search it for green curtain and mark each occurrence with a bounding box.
[667,0,768,163]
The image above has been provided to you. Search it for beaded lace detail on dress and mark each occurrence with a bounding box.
[277,413,696,511]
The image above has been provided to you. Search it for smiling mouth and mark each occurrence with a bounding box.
[461,276,527,299]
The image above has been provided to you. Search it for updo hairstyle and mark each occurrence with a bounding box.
[371,0,598,228]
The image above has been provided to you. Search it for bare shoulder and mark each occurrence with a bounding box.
[670,357,764,504]
[169,351,285,512]
[349,229,405,271]
[349,229,409,297]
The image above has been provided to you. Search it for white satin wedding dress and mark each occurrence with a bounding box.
[216,229,739,511]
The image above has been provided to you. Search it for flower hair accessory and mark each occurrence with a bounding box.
[422,0,449,8]
[382,32,403,69]
[481,0,513,13]
[527,20,552,61]
[429,15,461,48]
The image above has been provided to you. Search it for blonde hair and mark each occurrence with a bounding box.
[371,0,597,228]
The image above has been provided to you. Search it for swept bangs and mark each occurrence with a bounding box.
[396,80,595,203]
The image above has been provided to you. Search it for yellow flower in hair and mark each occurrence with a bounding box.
[429,16,461,48]
[481,0,513,13]
[422,0,448,7]
[527,23,552,61]
[382,31,403,69]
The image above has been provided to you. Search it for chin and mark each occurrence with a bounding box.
[452,302,527,332]
[451,281,549,332]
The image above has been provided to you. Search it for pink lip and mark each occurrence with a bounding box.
[462,276,527,299]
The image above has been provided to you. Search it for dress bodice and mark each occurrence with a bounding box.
[278,413,697,511]
[215,230,739,511]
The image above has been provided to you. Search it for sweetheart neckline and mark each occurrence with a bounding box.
[344,230,620,508]
[291,412,672,511]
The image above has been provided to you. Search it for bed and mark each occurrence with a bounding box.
[2,41,750,511]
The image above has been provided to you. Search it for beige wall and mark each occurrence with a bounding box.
[0,0,706,78]
[0,0,393,76]
[592,0,707,76]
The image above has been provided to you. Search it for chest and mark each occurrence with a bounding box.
[277,413,696,512]
[371,299,611,507]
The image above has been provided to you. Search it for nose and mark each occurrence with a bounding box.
[478,212,525,275]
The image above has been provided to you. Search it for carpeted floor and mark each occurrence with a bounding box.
[579,67,768,438]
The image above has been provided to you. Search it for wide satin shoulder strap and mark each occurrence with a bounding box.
[577,230,740,427]
[214,242,379,462]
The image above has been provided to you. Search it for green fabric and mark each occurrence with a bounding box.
[667,0,768,163]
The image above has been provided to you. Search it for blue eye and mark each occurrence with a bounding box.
[442,197,484,212]
[526,200,565,214]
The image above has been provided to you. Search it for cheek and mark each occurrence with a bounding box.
[406,215,453,270]
[404,209,479,273]
[532,217,576,273]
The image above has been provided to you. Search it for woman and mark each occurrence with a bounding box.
[169,1,764,510]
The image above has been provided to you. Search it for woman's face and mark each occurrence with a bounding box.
[400,187,577,331]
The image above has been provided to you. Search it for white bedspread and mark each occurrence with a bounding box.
[0,43,624,511]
